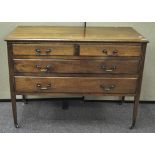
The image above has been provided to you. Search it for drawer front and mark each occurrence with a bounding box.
[15,77,137,94]
[14,59,140,74]
[13,43,75,56]
[80,44,141,56]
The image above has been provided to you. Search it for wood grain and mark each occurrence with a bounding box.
[5,26,148,42]
[14,59,140,74]
[15,76,138,94]
[80,44,141,56]
[5,26,148,128]
[13,43,75,56]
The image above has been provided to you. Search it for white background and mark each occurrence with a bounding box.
[0,0,155,155]
[0,0,155,21]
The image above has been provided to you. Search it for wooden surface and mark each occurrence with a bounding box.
[5,26,148,42]
[13,43,75,56]
[6,26,148,128]
[12,42,142,57]
[80,43,141,56]
[15,76,137,94]
[14,59,140,74]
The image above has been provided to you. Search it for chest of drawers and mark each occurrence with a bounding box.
[5,26,148,129]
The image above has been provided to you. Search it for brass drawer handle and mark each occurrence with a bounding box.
[35,48,41,55]
[101,65,116,72]
[45,49,52,54]
[102,48,118,56]
[35,48,52,56]
[102,49,108,55]
[36,65,51,72]
[100,84,115,91]
[112,49,118,56]
[36,83,51,90]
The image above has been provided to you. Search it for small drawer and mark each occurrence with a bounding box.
[15,77,137,94]
[14,59,140,74]
[80,44,141,57]
[12,43,75,56]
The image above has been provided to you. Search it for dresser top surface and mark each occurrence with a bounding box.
[5,26,148,42]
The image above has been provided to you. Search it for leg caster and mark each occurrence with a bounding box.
[62,101,69,110]
[22,95,28,104]
[129,121,135,129]
[118,96,125,105]
[14,123,20,128]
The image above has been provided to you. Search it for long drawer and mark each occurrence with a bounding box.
[15,77,137,94]
[14,59,140,74]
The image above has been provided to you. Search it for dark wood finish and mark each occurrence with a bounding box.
[5,26,148,128]
[13,43,75,56]
[12,43,141,57]
[14,59,140,74]
[7,42,19,128]
[12,55,141,60]
[80,44,141,57]
[5,26,148,42]
[15,76,138,94]
[130,43,147,129]
[22,95,27,104]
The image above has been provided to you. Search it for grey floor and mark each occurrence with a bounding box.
[0,100,155,133]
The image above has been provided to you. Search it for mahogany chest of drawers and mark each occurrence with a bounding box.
[5,26,148,129]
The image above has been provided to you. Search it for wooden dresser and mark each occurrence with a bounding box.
[5,26,148,129]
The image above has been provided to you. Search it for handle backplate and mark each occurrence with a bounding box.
[101,65,116,72]
[102,48,118,56]
[100,84,115,91]
[35,48,52,56]
[36,65,51,72]
[36,83,51,90]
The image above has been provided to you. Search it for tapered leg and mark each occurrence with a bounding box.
[119,96,125,105]
[130,96,140,129]
[11,93,19,128]
[62,100,69,110]
[22,95,27,104]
